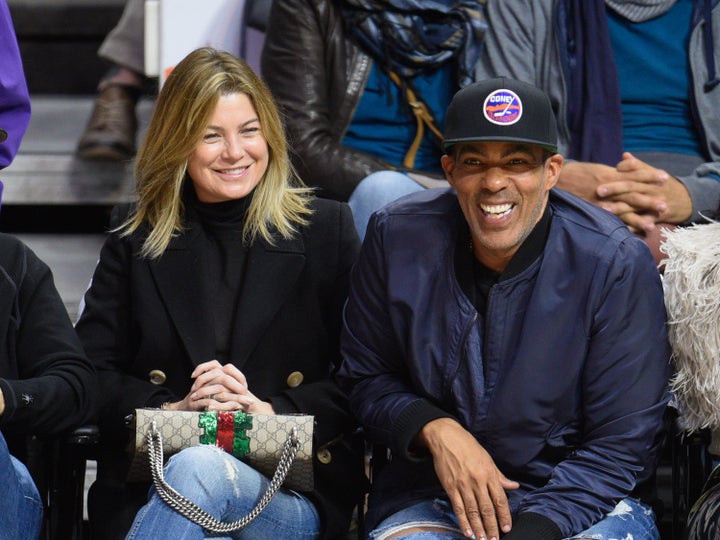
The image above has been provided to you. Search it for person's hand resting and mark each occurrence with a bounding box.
[557,152,693,232]
[416,418,519,540]
[163,359,275,414]
[596,152,692,231]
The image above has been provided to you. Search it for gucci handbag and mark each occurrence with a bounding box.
[128,408,314,533]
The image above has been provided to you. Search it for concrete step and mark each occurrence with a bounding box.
[1,95,154,212]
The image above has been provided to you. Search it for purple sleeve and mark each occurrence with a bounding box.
[0,0,31,169]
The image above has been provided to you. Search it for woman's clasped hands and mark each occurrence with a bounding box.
[164,360,275,415]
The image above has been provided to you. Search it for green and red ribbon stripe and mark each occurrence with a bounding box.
[199,410,252,458]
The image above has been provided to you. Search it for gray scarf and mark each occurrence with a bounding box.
[605,0,677,21]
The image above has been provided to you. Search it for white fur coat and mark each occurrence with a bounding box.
[661,222,720,452]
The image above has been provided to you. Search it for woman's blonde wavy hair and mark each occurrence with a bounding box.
[120,47,313,259]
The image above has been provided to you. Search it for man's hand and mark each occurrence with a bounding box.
[595,152,692,231]
[416,418,519,540]
[558,153,693,232]
[556,160,618,203]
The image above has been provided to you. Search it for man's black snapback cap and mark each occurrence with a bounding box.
[443,77,558,153]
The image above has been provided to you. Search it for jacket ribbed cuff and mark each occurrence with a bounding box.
[391,398,454,460]
[501,512,562,540]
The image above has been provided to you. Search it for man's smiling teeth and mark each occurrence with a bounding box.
[480,203,513,216]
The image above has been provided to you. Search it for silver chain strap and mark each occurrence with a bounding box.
[146,420,301,534]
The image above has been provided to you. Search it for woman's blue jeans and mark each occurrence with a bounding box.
[126,445,320,539]
[0,432,43,539]
[369,498,659,540]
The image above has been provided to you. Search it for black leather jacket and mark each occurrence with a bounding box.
[262,0,403,200]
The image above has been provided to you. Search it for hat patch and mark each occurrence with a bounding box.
[483,89,522,126]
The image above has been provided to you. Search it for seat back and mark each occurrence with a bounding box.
[27,425,100,540]
[240,0,273,74]
[669,412,712,539]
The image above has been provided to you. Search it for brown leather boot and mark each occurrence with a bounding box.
[77,85,139,161]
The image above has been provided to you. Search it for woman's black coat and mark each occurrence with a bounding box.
[75,197,365,539]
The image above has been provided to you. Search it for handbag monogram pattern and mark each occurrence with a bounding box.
[128,408,314,491]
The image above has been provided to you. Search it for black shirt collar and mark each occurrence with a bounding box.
[455,203,553,313]
[494,204,552,281]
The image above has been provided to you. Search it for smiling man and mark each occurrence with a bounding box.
[337,78,671,540]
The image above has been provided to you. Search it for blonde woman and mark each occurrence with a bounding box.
[75,47,364,540]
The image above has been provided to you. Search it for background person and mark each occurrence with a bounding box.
[475,0,720,237]
[76,0,147,161]
[261,0,487,239]
[1,9,94,538]
[337,78,671,540]
[0,233,97,540]
[0,0,31,174]
[74,47,364,540]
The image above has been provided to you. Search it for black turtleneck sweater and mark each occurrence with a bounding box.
[188,189,253,363]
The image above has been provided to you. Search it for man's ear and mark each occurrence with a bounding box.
[545,153,563,190]
[441,154,456,187]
